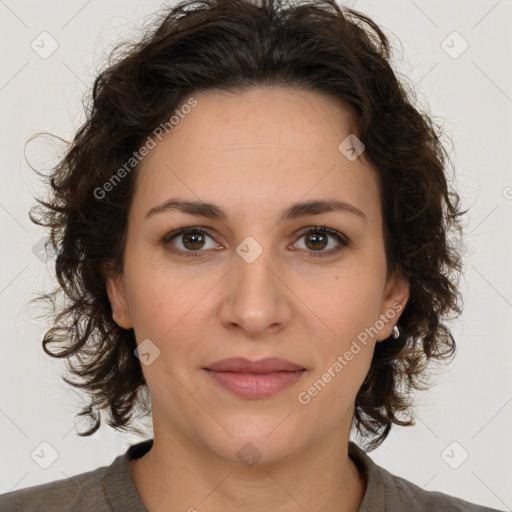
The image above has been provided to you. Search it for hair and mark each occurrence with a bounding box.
[29,0,467,451]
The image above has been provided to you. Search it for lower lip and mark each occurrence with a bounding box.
[204,369,306,399]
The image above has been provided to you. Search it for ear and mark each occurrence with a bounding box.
[376,269,410,340]
[106,273,133,329]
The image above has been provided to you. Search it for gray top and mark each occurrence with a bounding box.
[0,439,504,511]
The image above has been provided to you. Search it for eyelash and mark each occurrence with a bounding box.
[162,224,349,259]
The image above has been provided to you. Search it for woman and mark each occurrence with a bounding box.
[0,0,503,510]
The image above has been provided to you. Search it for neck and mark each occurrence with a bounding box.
[130,423,366,512]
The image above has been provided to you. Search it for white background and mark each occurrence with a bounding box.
[0,0,511,509]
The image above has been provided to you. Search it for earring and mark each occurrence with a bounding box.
[376,324,400,343]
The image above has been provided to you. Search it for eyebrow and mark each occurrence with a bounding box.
[145,198,367,224]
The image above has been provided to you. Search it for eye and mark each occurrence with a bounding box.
[162,227,220,258]
[162,224,349,259]
[292,225,349,258]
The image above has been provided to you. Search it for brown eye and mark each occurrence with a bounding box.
[293,226,348,258]
[304,230,329,251]
[162,225,348,259]
[162,227,219,258]
[181,231,206,250]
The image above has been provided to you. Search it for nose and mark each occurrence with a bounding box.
[218,235,293,338]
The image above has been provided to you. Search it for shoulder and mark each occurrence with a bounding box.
[0,440,152,512]
[0,463,112,512]
[348,441,504,512]
[377,469,502,512]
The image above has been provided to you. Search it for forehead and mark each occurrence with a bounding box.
[131,86,381,229]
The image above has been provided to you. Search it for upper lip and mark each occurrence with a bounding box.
[204,357,305,373]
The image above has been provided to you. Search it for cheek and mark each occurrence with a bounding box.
[295,338,374,433]
[304,266,385,342]
[124,264,211,360]
[124,247,191,325]
[298,265,384,400]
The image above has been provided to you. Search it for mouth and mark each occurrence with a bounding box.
[203,357,306,399]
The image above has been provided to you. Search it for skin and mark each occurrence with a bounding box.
[106,86,410,512]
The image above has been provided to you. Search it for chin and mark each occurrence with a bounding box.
[198,415,306,467]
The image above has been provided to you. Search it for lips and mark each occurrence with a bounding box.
[203,357,306,399]
[204,357,305,373]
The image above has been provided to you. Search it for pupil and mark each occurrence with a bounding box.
[307,232,327,250]
[184,232,204,249]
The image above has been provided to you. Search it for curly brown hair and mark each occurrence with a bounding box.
[29,0,467,450]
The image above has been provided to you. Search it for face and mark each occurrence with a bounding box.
[107,86,409,465]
